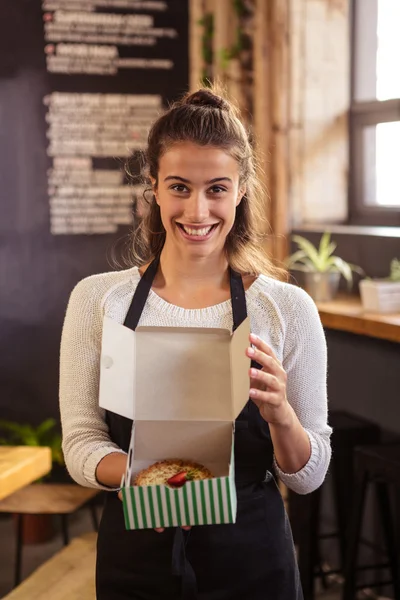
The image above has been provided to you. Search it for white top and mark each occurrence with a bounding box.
[59,267,332,495]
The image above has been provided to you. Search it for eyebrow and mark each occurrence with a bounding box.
[163,176,232,184]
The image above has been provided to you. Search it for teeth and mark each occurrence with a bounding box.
[182,225,213,236]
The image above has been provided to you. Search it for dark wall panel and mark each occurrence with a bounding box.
[326,330,400,436]
[292,227,400,435]
[0,1,189,424]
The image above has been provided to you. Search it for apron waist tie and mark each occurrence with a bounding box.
[172,528,198,600]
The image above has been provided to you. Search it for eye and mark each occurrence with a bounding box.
[208,185,227,195]
[170,184,189,193]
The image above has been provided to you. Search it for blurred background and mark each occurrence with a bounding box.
[0,1,399,599]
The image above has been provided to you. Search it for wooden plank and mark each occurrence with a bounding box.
[212,0,231,83]
[225,8,245,113]
[0,484,99,515]
[0,447,52,501]
[189,0,204,91]
[3,533,96,600]
[253,0,272,235]
[288,0,306,227]
[316,296,400,343]
[270,0,290,262]
[301,0,350,223]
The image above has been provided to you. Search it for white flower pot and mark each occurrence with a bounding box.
[359,279,400,313]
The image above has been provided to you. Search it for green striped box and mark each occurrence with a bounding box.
[121,474,237,529]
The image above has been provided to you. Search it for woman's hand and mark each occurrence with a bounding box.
[117,490,191,533]
[246,333,293,427]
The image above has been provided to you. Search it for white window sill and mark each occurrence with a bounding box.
[293,223,400,238]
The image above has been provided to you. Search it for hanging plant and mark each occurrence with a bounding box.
[198,13,214,86]
[197,0,255,114]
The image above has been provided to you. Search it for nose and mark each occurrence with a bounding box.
[184,191,209,223]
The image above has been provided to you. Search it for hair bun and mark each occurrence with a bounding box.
[184,89,230,111]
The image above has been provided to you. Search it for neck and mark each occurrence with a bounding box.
[157,243,229,291]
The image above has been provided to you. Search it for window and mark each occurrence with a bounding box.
[350,0,400,225]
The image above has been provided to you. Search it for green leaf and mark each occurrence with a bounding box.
[286,251,322,273]
[327,256,353,288]
[0,420,25,434]
[218,48,231,70]
[0,421,35,443]
[49,434,64,466]
[318,232,337,262]
[36,418,56,440]
[318,231,331,255]
[0,418,64,472]
[291,235,324,271]
[287,232,364,283]
[285,250,307,268]
[287,257,316,272]
[25,436,39,446]
[389,258,400,282]
[0,420,58,447]
[349,263,365,277]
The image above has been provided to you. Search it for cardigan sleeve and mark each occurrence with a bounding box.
[59,276,126,490]
[273,285,332,494]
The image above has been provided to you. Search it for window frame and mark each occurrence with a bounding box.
[349,0,400,226]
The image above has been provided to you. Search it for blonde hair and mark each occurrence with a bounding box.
[127,87,286,279]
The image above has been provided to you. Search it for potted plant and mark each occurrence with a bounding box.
[286,232,363,302]
[0,418,64,544]
[359,258,400,313]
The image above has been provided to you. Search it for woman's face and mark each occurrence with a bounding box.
[154,142,244,260]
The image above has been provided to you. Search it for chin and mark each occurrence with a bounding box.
[184,243,223,259]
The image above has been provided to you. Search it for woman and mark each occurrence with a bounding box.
[60,88,332,600]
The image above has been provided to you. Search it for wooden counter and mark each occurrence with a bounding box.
[316,296,400,344]
[0,446,52,500]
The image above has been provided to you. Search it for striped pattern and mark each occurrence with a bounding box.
[122,476,237,529]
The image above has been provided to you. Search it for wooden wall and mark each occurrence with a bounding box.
[189,0,350,262]
[293,0,350,226]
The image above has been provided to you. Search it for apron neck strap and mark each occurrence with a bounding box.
[124,255,247,331]
[229,267,247,332]
[124,255,160,331]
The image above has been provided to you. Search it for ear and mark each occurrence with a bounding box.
[236,186,246,207]
[150,177,159,204]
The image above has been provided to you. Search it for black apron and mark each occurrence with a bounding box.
[96,257,303,600]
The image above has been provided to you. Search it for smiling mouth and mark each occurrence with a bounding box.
[176,223,218,237]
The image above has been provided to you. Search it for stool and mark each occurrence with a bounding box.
[343,443,400,600]
[0,483,100,587]
[289,410,380,600]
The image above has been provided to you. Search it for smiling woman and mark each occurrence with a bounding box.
[129,88,283,279]
[59,86,331,600]
[155,144,243,261]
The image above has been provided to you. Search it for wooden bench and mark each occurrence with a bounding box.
[3,532,97,599]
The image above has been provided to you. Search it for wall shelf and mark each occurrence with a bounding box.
[316,295,400,344]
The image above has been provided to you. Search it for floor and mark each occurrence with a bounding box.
[0,510,391,600]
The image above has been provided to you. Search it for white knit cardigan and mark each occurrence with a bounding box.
[59,267,332,495]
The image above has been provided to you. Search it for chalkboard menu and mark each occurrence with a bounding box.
[0,0,188,423]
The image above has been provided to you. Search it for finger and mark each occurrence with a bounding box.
[247,346,282,373]
[249,353,282,377]
[117,490,123,501]
[249,388,282,405]
[250,368,286,391]
[249,334,281,364]
[154,527,165,533]
[250,371,270,392]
